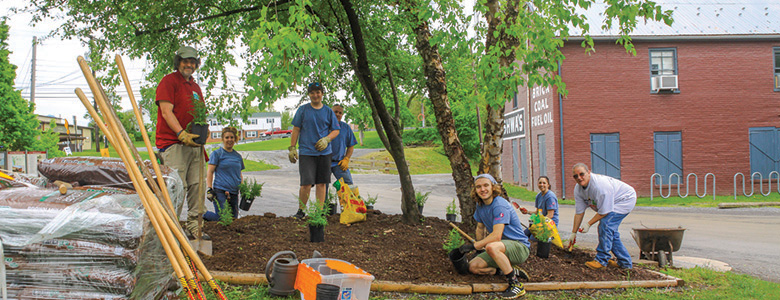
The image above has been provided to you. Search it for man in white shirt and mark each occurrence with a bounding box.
[568,163,636,269]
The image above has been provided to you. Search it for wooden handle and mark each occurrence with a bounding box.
[448,222,476,243]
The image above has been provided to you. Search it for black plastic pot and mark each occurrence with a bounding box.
[190,123,209,145]
[418,205,424,215]
[239,196,255,211]
[536,241,551,259]
[309,225,324,243]
[366,205,374,210]
[446,213,457,222]
[315,283,340,300]
[448,249,470,275]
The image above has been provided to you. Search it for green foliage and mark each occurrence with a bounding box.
[446,198,459,215]
[0,20,59,154]
[189,96,208,126]
[305,201,328,227]
[215,198,233,226]
[401,128,441,147]
[243,159,279,172]
[363,193,378,206]
[442,228,465,252]
[415,191,431,206]
[280,110,293,130]
[239,179,264,200]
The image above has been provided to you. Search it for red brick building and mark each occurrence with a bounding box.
[502,1,780,198]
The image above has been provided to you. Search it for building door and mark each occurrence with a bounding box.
[538,134,547,176]
[520,137,528,184]
[590,133,621,179]
[654,131,683,184]
[512,139,519,183]
[749,127,780,177]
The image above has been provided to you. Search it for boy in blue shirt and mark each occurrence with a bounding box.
[289,82,340,219]
[330,104,358,185]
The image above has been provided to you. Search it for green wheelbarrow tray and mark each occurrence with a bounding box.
[631,227,686,267]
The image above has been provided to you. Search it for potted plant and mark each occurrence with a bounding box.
[326,188,337,215]
[215,196,234,226]
[305,201,328,243]
[443,228,469,275]
[415,191,430,215]
[446,198,459,222]
[239,179,264,211]
[363,193,378,210]
[187,96,209,145]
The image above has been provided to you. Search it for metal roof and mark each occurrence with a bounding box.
[569,0,780,38]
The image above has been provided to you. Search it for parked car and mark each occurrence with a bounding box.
[261,128,292,137]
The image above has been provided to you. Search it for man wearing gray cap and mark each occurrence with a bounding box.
[155,46,209,240]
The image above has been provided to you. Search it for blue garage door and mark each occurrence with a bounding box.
[749,127,780,177]
[538,134,547,176]
[591,133,621,179]
[520,138,528,183]
[654,132,683,184]
[512,139,519,183]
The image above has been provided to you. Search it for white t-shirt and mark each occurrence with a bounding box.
[574,173,636,215]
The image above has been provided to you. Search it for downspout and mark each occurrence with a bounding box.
[558,60,566,199]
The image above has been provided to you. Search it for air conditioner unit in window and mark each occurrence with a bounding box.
[651,75,678,91]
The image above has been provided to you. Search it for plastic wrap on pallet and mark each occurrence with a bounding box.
[0,167,186,299]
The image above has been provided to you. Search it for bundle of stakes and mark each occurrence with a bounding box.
[74,55,227,300]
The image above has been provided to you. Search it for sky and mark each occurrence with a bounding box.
[1,1,302,127]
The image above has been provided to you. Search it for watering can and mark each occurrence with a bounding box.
[265,251,299,297]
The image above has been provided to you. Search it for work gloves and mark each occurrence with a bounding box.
[207,188,217,202]
[288,146,298,163]
[518,207,528,214]
[579,222,591,233]
[177,130,201,147]
[566,232,577,251]
[338,157,350,171]
[458,243,476,254]
[315,137,331,151]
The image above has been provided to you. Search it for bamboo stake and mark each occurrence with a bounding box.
[75,88,195,299]
[114,54,177,218]
[75,58,204,298]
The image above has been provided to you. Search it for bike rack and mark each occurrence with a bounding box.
[651,172,715,201]
[733,171,780,200]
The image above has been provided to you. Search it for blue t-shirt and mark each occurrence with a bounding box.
[331,121,357,166]
[209,147,245,193]
[535,191,559,226]
[473,196,530,248]
[291,104,340,156]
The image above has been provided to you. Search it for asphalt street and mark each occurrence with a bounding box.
[218,149,780,283]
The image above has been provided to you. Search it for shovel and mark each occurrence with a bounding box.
[190,150,212,257]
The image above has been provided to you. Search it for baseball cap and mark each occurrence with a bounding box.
[176,46,199,59]
[307,82,323,93]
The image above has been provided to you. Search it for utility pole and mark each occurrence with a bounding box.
[30,36,37,105]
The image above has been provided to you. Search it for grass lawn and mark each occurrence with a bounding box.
[232,130,386,151]
[69,146,152,161]
[358,146,479,175]
[243,158,279,172]
[193,266,780,299]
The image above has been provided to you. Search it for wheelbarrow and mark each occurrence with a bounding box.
[631,227,686,267]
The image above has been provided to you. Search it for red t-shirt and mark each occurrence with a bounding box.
[155,71,205,149]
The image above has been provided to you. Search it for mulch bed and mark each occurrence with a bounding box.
[202,211,664,284]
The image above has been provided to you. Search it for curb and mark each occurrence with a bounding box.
[207,270,684,295]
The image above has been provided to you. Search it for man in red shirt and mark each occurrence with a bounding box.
[155,46,209,240]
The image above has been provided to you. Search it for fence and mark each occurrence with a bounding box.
[650,172,716,201]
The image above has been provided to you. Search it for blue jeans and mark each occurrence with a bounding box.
[331,164,353,185]
[596,212,632,268]
[204,188,238,221]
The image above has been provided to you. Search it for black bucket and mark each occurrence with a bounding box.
[448,249,470,275]
[316,283,340,300]
[239,196,254,211]
[309,225,325,243]
[536,241,551,259]
[446,214,457,222]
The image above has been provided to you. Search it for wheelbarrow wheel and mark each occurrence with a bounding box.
[657,251,668,268]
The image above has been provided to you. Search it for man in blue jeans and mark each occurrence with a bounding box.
[329,104,357,185]
[568,163,637,269]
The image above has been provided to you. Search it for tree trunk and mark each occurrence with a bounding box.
[479,0,520,192]
[385,61,402,132]
[407,11,476,230]
[340,0,421,224]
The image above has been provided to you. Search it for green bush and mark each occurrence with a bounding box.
[402,127,441,146]
[442,228,465,252]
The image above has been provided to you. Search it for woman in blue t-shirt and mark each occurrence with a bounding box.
[519,176,560,240]
[204,127,245,221]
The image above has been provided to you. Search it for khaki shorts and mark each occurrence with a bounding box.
[476,240,530,268]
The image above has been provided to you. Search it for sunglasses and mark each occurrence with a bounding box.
[308,82,321,88]
[573,172,587,179]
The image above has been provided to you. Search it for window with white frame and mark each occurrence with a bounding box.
[650,48,677,76]
[211,132,221,139]
[250,119,258,125]
[266,119,274,123]
[246,131,258,138]
[774,47,780,90]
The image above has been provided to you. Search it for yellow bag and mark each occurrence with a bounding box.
[528,211,564,249]
[334,178,367,224]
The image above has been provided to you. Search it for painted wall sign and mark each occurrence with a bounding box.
[503,108,526,139]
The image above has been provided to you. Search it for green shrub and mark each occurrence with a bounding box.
[446,198,459,215]
[402,127,441,146]
[415,191,431,206]
[442,228,465,252]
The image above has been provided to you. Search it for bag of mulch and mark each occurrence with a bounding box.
[334,178,366,225]
[529,211,563,249]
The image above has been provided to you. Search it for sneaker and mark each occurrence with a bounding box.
[293,209,306,220]
[500,281,526,299]
[608,259,619,268]
[200,233,211,240]
[512,265,530,281]
[585,260,605,270]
